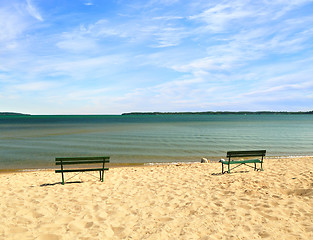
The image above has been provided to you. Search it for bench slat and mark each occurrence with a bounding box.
[55,168,109,173]
[56,156,110,161]
[56,160,110,165]
[227,150,266,158]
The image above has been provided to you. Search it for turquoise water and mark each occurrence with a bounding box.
[0,114,312,169]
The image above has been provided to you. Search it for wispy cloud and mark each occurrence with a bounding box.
[56,31,98,52]
[84,2,93,6]
[189,2,254,33]
[12,81,57,91]
[0,8,28,52]
[26,0,43,21]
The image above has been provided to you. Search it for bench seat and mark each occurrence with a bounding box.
[55,168,109,173]
[221,159,261,164]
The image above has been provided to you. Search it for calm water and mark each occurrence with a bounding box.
[0,114,312,169]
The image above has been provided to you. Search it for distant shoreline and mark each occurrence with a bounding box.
[0,112,31,116]
[122,111,313,115]
[1,111,313,116]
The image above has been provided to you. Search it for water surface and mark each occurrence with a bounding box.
[0,114,312,169]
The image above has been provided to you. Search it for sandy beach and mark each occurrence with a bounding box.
[0,157,312,240]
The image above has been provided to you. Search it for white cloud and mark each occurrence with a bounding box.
[12,81,58,91]
[0,1,46,53]
[189,2,254,32]
[0,8,27,42]
[84,2,93,6]
[153,16,184,20]
[56,33,98,52]
[172,57,234,73]
[26,0,43,21]
[67,87,110,100]
[51,55,127,77]
[268,0,313,20]
[56,13,189,50]
[153,27,187,48]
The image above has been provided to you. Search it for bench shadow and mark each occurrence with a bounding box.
[40,181,83,187]
[211,172,223,176]
[211,170,250,176]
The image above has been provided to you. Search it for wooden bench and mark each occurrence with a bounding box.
[55,156,110,185]
[221,150,266,174]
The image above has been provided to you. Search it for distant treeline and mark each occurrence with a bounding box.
[2,111,313,116]
[0,112,31,116]
[122,111,313,115]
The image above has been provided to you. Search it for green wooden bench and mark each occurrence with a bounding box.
[221,150,266,174]
[55,156,110,185]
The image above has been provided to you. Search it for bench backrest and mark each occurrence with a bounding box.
[56,156,110,166]
[227,150,266,159]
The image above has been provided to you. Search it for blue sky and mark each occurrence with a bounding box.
[1,0,313,114]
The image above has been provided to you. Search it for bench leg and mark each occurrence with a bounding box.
[60,163,65,185]
[99,170,104,182]
[222,163,231,174]
[221,163,229,174]
[61,172,65,185]
[255,162,264,171]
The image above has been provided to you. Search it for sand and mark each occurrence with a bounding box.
[0,157,312,240]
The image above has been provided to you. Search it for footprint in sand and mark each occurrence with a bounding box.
[9,226,27,234]
[159,217,174,222]
[290,188,313,197]
[111,226,128,238]
[258,231,271,238]
[36,233,61,240]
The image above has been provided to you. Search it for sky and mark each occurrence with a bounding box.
[1,0,313,114]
